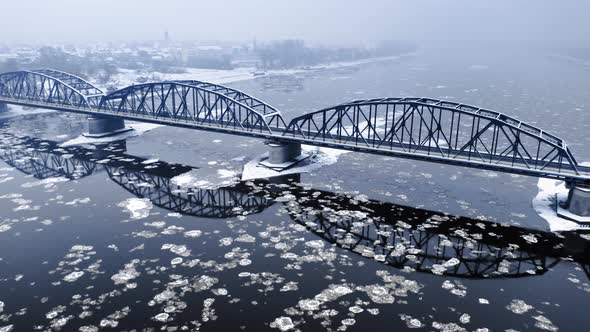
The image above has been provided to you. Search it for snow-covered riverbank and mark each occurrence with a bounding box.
[105,54,409,89]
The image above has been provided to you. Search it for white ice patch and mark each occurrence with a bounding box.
[21,177,69,188]
[141,159,159,165]
[171,167,240,190]
[532,178,580,231]
[118,198,153,220]
[0,105,56,119]
[63,271,84,282]
[241,145,349,181]
[60,122,162,147]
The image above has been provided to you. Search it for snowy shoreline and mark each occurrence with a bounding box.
[105,53,411,88]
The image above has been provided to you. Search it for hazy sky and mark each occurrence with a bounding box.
[0,0,588,45]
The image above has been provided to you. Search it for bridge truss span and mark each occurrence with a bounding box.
[99,81,285,135]
[0,69,104,108]
[0,68,588,185]
[283,97,588,182]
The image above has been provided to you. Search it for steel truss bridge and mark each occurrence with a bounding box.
[0,69,589,184]
[1,134,589,280]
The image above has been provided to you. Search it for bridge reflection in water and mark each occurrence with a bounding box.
[0,133,589,280]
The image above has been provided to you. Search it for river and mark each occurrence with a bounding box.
[0,44,589,331]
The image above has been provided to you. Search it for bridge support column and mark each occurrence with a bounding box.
[558,182,590,224]
[259,140,305,171]
[0,102,8,113]
[84,116,132,138]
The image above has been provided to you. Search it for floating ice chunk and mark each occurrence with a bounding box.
[349,306,363,314]
[532,315,559,331]
[154,313,169,322]
[305,240,325,249]
[0,177,13,184]
[61,122,162,147]
[443,258,460,267]
[533,178,580,231]
[63,271,84,282]
[235,234,256,243]
[171,168,239,190]
[111,264,140,285]
[141,159,159,165]
[154,290,176,303]
[117,198,153,220]
[506,299,533,314]
[239,259,252,266]
[169,245,190,256]
[459,313,471,324]
[407,318,423,328]
[21,177,68,188]
[71,245,94,252]
[272,316,295,331]
[184,230,202,238]
[298,299,321,311]
[145,221,166,228]
[521,234,538,243]
[364,285,395,304]
[99,319,118,328]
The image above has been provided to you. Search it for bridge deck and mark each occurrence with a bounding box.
[3,96,589,184]
[1,68,589,186]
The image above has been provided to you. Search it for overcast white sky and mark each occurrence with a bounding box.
[0,0,588,45]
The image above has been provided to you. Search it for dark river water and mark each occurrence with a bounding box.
[0,45,589,331]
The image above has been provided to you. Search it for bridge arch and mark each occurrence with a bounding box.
[283,97,582,180]
[0,69,104,109]
[99,81,284,135]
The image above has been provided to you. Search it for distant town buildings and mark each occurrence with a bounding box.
[0,39,417,78]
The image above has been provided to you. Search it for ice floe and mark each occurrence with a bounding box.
[0,105,55,120]
[21,177,69,189]
[117,198,153,220]
[61,122,162,147]
[532,178,580,231]
[171,167,240,190]
[241,145,349,181]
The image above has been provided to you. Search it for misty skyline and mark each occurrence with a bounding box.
[0,0,589,45]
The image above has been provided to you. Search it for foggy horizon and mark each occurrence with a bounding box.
[1,0,589,46]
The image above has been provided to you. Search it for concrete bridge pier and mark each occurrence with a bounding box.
[558,182,590,224]
[84,116,132,138]
[0,102,8,112]
[259,140,305,171]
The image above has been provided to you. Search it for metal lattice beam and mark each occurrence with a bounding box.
[283,98,590,182]
[0,68,588,183]
[99,82,283,135]
[0,70,104,108]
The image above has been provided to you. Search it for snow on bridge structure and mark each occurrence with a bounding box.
[0,68,589,222]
